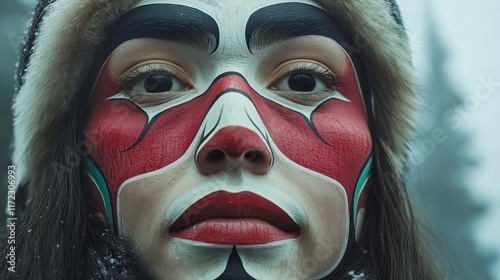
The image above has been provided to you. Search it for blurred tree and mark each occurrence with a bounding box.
[1,1,34,224]
[408,8,496,280]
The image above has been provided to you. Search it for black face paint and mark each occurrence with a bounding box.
[86,3,220,105]
[246,3,348,51]
[216,247,255,280]
[101,4,219,63]
[246,3,374,127]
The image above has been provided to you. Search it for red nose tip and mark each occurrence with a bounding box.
[196,126,272,175]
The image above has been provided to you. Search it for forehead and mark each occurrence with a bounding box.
[129,0,327,45]
[107,0,345,56]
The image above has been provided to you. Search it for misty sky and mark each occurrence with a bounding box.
[398,0,500,278]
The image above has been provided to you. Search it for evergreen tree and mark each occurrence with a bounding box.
[408,8,495,280]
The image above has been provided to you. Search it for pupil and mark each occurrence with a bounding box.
[288,73,316,91]
[144,74,173,92]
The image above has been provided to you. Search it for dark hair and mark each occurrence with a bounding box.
[330,144,443,279]
[2,79,155,279]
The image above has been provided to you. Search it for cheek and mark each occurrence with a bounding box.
[117,177,166,240]
[86,99,199,189]
[84,65,206,224]
[257,63,372,206]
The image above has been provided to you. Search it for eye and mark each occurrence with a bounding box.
[118,63,193,105]
[273,72,328,92]
[268,62,340,104]
[134,73,187,93]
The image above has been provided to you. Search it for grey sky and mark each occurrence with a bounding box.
[398,0,500,278]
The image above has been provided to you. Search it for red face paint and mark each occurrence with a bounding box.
[85,50,371,223]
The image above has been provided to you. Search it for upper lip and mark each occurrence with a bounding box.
[168,191,301,235]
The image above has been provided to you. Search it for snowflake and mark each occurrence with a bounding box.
[347,270,366,279]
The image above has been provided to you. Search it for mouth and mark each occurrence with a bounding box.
[169,191,301,245]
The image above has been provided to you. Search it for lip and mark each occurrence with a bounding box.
[169,191,301,244]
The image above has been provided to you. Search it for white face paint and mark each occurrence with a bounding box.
[85,0,373,279]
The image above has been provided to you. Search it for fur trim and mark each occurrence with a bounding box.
[12,0,415,189]
[12,0,140,186]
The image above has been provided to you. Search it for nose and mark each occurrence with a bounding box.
[196,126,272,175]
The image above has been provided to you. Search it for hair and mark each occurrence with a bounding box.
[2,71,155,279]
[330,144,443,279]
[2,0,444,279]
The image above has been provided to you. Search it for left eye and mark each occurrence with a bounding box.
[132,74,188,93]
[272,72,328,92]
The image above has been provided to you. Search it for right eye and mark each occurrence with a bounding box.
[267,61,342,105]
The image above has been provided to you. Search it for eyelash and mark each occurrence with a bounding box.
[117,64,182,92]
[275,64,341,90]
[115,63,340,106]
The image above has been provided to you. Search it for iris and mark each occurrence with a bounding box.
[144,74,173,92]
[288,73,316,91]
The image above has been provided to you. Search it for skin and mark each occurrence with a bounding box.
[83,0,372,278]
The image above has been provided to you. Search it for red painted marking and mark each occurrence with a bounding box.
[85,52,372,225]
[199,126,268,158]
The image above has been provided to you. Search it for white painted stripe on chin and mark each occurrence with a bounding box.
[167,238,233,280]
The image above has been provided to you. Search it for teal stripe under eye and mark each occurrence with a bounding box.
[352,156,372,226]
[84,157,114,232]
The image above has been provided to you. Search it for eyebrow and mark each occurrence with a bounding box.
[245,3,348,51]
[103,4,219,56]
[245,3,375,124]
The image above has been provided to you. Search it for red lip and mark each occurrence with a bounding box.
[169,191,301,244]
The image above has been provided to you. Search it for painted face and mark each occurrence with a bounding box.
[83,0,372,279]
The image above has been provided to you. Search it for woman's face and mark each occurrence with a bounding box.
[84,0,372,278]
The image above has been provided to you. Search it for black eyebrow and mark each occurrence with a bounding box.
[245,3,348,52]
[246,3,374,126]
[103,4,219,56]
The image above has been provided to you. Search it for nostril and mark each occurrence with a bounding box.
[206,149,225,163]
[243,150,266,165]
[244,150,254,160]
[196,126,272,175]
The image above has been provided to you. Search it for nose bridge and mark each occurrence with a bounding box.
[196,92,273,175]
[200,92,268,146]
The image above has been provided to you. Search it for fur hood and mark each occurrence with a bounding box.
[12,0,415,194]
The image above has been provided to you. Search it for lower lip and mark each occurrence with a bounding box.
[170,218,299,245]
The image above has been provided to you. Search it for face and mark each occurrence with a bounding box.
[83,0,372,279]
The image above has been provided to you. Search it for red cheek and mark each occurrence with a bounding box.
[85,75,206,222]
[251,55,372,205]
